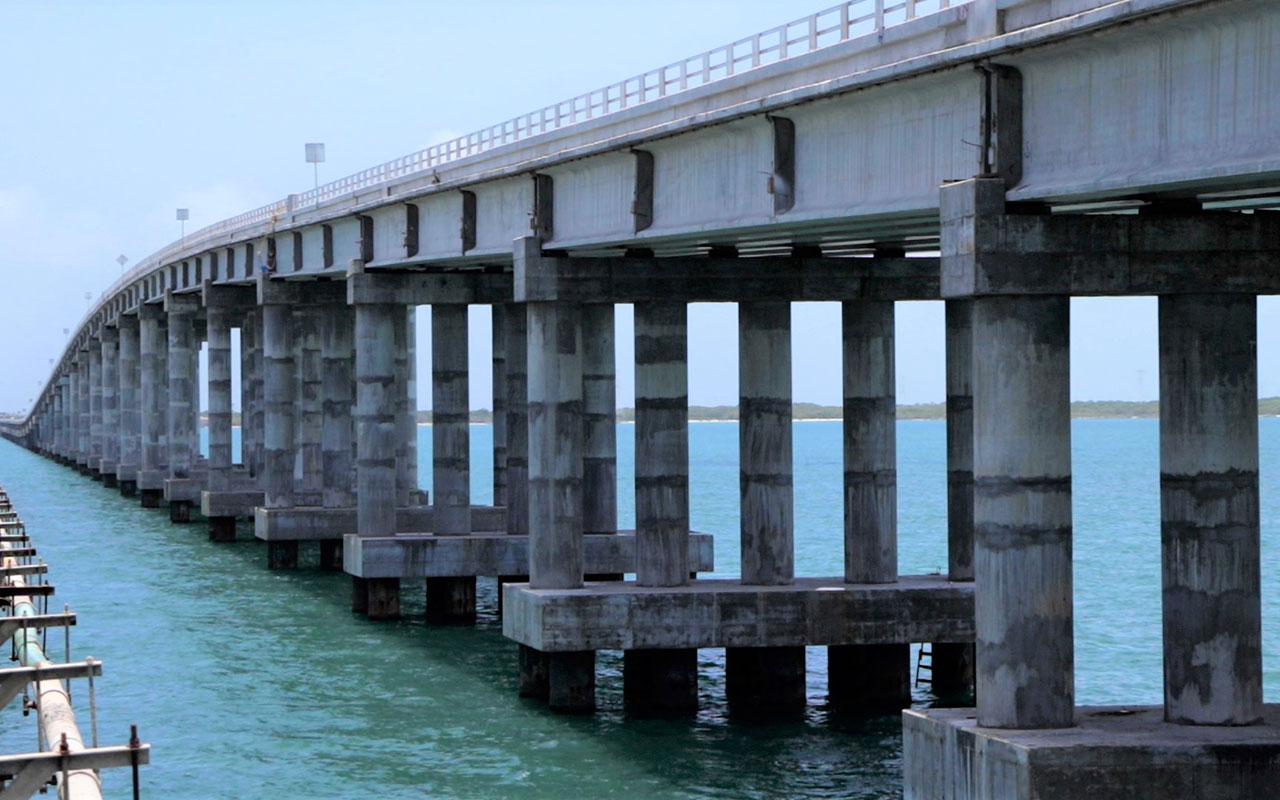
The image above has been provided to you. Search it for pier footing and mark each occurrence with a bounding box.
[903,706,1280,799]
[623,648,698,715]
[208,516,237,543]
[506,575,972,714]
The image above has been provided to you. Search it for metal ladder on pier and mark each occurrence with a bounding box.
[0,488,150,799]
[915,643,933,688]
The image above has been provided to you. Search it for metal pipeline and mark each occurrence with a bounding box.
[3,545,102,800]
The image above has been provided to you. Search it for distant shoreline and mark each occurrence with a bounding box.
[205,398,1280,427]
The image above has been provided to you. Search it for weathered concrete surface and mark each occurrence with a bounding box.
[205,305,233,492]
[1158,294,1261,726]
[945,298,974,581]
[582,303,617,536]
[200,489,265,518]
[634,301,689,587]
[295,305,324,507]
[491,305,508,506]
[503,303,529,536]
[504,575,972,652]
[347,530,713,579]
[257,504,498,542]
[903,705,1280,800]
[163,476,206,504]
[321,305,355,509]
[972,292,1073,730]
[99,326,119,484]
[525,256,585,589]
[355,301,400,539]
[431,303,471,535]
[138,305,168,490]
[738,301,793,585]
[87,340,103,469]
[261,301,295,509]
[842,298,896,583]
[941,178,1280,297]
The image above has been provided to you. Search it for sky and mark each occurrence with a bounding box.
[2,0,1277,414]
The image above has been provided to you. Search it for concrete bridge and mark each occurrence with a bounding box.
[4,0,1279,796]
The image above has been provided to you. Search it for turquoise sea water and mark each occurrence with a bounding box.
[0,418,1276,798]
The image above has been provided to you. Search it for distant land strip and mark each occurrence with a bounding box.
[205,398,1280,426]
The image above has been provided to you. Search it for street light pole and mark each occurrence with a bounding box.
[305,143,326,201]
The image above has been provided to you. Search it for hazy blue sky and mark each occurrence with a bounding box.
[3,1,1276,413]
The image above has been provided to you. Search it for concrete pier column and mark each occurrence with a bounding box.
[428,303,475,623]
[117,315,141,495]
[730,301,803,709]
[527,270,594,712]
[932,299,977,695]
[76,354,89,468]
[165,294,199,523]
[492,305,509,507]
[626,300,696,714]
[165,293,198,476]
[239,311,255,474]
[634,301,690,586]
[88,341,103,477]
[189,320,202,462]
[262,300,298,569]
[393,308,419,507]
[67,368,78,463]
[100,327,119,488]
[319,305,355,570]
[50,384,60,458]
[1159,294,1261,726]
[138,305,168,507]
[973,295,1073,729]
[528,298,585,589]
[206,305,233,493]
[829,298,908,713]
[582,303,617,539]
[295,305,324,507]
[431,304,471,534]
[504,303,529,537]
[842,298,897,581]
[355,300,402,618]
[249,309,266,478]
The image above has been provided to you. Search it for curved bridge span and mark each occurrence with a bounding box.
[4,1,1280,798]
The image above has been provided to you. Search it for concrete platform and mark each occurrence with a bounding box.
[200,489,265,519]
[503,574,970,652]
[163,476,206,504]
[346,531,714,579]
[255,505,503,542]
[136,469,166,491]
[903,705,1280,800]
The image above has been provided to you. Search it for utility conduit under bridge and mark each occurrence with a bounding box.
[0,489,150,799]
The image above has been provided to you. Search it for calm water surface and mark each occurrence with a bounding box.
[0,418,1276,798]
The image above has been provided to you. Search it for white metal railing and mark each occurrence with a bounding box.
[40,0,963,421]
[110,0,960,293]
[290,0,956,208]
